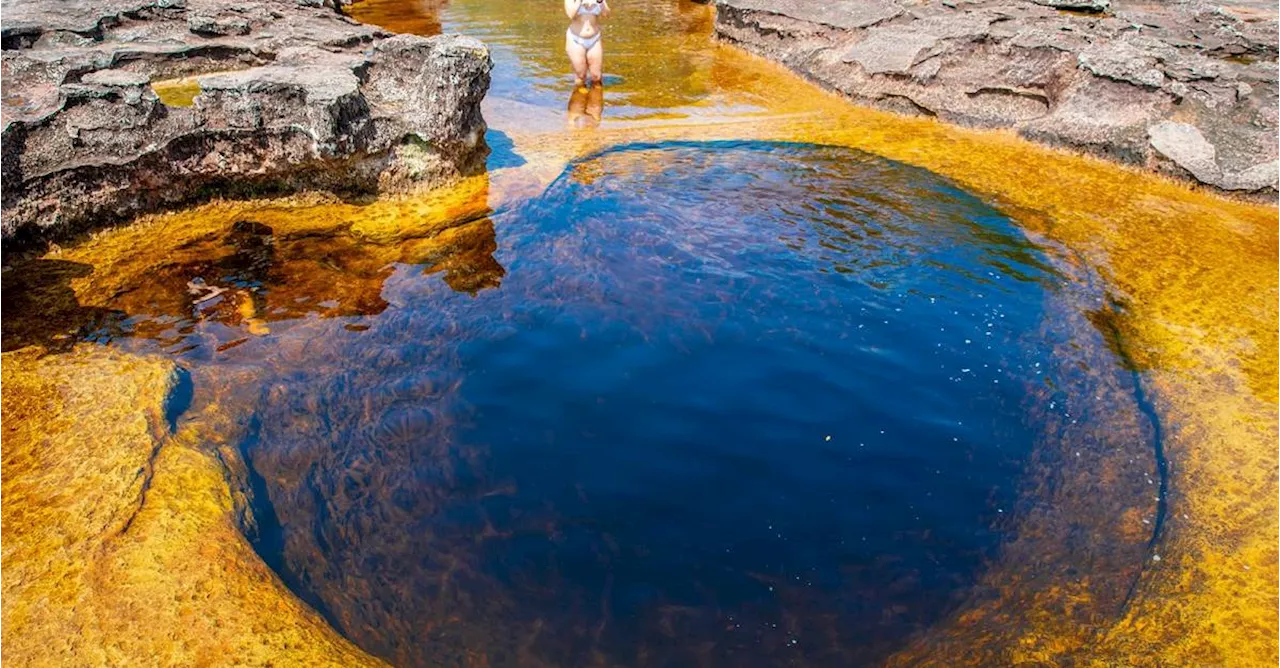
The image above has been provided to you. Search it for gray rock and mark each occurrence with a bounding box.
[714,0,1278,198]
[1152,119,1280,190]
[842,13,991,74]
[843,30,940,74]
[1077,41,1166,88]
[1010,26,1090,52]
[1,0,492,246]
[1259,106,1280,127]
[81,69,152,87]
[719,0,903,31]
[187,12,251,36]
[1148,121,1222,183]
[1221,160,1279,191]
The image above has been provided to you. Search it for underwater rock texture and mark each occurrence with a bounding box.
[0,181,498,666]
[713,0,1279,198]
[0,0,491,246]
[0,346,383,666]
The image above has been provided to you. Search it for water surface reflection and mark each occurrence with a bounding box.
[347,0,747,119]
[225,142,1155,667]
[1,176,498,355]
[567,85,605,128]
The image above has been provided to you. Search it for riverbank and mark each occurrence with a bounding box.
[0,0,491,248]
[713,0,1279,199]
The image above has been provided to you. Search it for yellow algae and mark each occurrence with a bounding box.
[151,76,201,107]
[0,346,383,666]
[3,0,1277,664]
[349,173,492,243]
[36,179,498,341]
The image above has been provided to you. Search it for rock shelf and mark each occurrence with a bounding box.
[713,0,1279,199]
[0,0,492,247]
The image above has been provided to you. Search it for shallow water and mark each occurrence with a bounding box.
[351,0,730,120]
[4,0,1276,664]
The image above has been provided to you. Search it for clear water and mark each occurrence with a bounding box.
[215,142,1121,666]
[0,0,1171,665]
[348,0,774,125]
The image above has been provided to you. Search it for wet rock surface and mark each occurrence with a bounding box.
[0,0,492,247]
[714,0,1279,198]
[0,346,383,666]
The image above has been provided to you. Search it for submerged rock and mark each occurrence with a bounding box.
[0,346,384,665]
[0,0,492,247]
[713,0,1279,199]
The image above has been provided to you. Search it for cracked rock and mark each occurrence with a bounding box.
[1,0,494,247]
[714,0,1277,198]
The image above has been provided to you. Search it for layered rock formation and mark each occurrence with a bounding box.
[714,0,1279,198]
[0,0,492,247]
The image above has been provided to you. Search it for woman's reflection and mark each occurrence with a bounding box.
[567,84,604,128]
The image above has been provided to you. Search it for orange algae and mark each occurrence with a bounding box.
[0,179,503,666]
[43,174,496,339]
[3,0,1276,664]
[0,346,385,666]
[344,0,446,36]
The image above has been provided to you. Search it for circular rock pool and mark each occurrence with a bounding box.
[213,142,1158,666]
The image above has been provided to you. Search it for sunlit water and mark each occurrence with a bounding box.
[13,0,1256,664]
[3,140,1157,665]
[243,142,1099,667]
[348,0,776,135]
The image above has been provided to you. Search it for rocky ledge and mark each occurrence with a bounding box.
[714,0,1279,198]
[0,0,491,247]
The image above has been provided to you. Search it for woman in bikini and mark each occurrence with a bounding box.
[565,0,610,88]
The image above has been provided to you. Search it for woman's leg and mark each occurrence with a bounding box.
[565,33,589,86]
[586,39,604,86]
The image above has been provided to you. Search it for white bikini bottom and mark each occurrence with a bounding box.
[567,28,601,50]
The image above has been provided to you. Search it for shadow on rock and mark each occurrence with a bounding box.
[1,259,125,352]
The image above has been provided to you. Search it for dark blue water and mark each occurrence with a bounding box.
[223,142,1077,667]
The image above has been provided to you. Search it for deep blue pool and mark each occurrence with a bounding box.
[228,142,1084,666]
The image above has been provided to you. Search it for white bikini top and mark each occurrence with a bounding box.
[577,1,602,16]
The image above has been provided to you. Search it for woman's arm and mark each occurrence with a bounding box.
[564,0,580,19]
[600,0,612,19]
